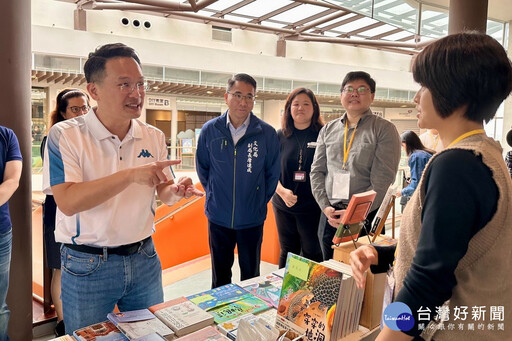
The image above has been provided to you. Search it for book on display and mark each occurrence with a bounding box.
[276,253,363,341]
[148,297,214,337]
[332,190,376,244]
[239,274,283,308]
[72,320,129,341]
[174,326,230,340]
[107,309,175,340]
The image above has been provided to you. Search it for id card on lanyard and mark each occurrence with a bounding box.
[332,122,357,200]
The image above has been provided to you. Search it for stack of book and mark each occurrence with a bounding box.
[174,326,230,340]
[107,309,174,340]
[239,273,282,308]
[187,283,272,324]
[148,297,215,337]
[275,253,365,341]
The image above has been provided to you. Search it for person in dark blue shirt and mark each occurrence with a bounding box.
[0,125,22,341]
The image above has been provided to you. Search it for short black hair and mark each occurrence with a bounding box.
[84,43,141,83]
[341,71,376,93]
[227,73,257,93]
[412,32,512,123]
[506,129,512,148]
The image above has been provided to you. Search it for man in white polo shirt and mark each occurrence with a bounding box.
[43,43,203,334]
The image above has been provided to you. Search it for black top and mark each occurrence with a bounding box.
[371,149,498,336]
[271,126,320,213]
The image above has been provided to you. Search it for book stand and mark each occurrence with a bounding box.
[332,190,377,249]
[370,195,396,242]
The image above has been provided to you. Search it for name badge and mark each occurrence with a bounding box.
[332,170,350,200]
[293,171,306,182]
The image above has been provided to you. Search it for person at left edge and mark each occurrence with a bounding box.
[0,126,22,341]
[42,43,203,334]
[196,73,280,288]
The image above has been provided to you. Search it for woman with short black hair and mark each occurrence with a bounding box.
[351,32,512,341]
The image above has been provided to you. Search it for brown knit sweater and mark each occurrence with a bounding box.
[394,134,512,340]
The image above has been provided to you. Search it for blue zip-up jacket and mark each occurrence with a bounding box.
[196,112,280,229]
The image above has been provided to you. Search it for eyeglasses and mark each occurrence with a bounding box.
[227,92,255,102]
[118,81,148,94]
[68,105,90,114]
[342,86,371,95]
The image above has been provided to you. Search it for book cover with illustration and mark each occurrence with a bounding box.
[208,293,271,324]
[239,274,283,308]
[73,320,129,341]
[107,309,174,340]
[149,298,214,337]
[276,254,347,341]
[186,284,248,311]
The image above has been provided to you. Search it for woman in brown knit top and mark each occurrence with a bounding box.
[350,32,512,341]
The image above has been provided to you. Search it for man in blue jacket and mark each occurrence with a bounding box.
[196,73,280,288]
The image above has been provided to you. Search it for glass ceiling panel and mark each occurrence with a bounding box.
[323,0,372,16]
[373,0,417,33]
[223,14,253,23]
[203,0,241,12]
[487,20,504,44]
[232,0,293,17]
[316,13,357,28]
[336,17,379,33]
[261,20,287,29]
[359,24,399,37]
[271,4,327,22]
[381,30,414,41]
[420,5,448,38]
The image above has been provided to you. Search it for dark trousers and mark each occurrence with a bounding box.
[272,204,323,268]
[208,221,263,288]
[321,207,380,260]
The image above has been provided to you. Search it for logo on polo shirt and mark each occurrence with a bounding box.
[137,149,154,158]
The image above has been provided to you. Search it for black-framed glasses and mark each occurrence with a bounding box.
[118,81,148,94]
[227,92,255,102]
[342,86,371,95]
[68,105,90,114]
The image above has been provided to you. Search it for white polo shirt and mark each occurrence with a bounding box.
[43,110,172,247]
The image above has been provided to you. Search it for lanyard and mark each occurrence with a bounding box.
[429,131,439,150]
[294,133,308,171]
[343,122,357,169]
[447,129,485,148]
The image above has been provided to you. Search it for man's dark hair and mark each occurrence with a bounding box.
[227,73,257,93]
[506,129,512,148]
[341,71,376,93]
[84,43,141,83]
[413,32,512,123]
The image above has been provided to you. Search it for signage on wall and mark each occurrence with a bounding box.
[147,96,171,110]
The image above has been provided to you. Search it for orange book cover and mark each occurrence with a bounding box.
[332,190,376,244]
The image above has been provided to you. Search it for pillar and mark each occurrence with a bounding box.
[0,0,33,340]
[448,0,488,34]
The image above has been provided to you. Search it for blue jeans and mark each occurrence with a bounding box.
[0,229,12,341]
[60,238,163,334]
